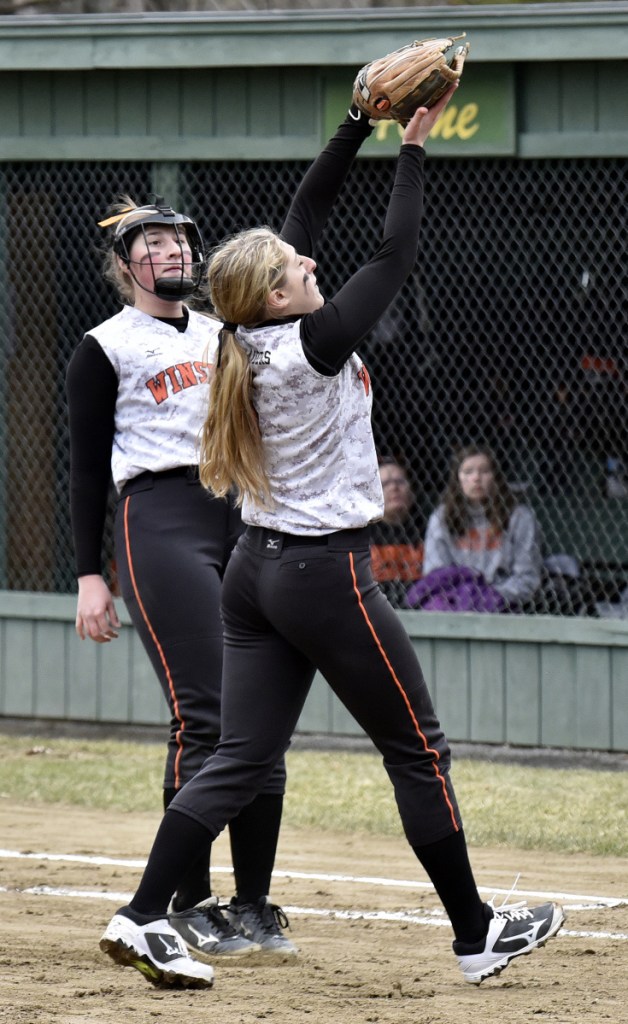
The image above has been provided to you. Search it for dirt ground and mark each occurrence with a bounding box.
[0,799,627,1024]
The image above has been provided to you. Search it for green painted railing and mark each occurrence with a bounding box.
[1,592,626,752]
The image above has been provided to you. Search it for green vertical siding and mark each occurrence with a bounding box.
[433,640,470,741]
[504,644,541,747]
[0,68,322,161]
[3,619,36,716]
[611,648,628,750]
[469,641,505,744]
[66,633,101,721]
[540,645,577,747]
[0,593,626,750]
[574,647,611,749]
[3,59,628,161]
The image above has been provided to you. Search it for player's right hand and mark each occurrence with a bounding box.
[76,574,121,642]
[401,82,458,148]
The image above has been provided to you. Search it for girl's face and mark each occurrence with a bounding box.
[458,453,495,504]
[123,225,193,303]
[380,463,413,523]
[274,242,324,315]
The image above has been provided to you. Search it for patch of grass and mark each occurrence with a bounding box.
[283,751,628,858]
[448,759,627,856]
[0,735,625,857]
[0,736,164,813]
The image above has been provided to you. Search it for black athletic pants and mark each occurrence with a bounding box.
[114,470,285,796]
[172,524,461,847]
[114,472,287,904]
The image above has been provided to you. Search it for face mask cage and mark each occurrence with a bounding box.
[112,197,205,301]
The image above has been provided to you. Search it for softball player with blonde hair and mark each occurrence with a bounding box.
[100,88,563,989]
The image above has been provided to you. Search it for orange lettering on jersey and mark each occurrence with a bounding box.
[194,361,211,383]
[176,362,198,389]
[165,366,183,394]
[145,362,210,404]
[358,365,371,396]
[455,526,502,552]
[145,372,169,405]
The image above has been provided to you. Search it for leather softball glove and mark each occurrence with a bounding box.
[352,35,470,126]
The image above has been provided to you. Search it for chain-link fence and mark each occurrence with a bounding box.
[2,154,627,614]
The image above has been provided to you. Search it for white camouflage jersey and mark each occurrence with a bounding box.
[238,320,384,534]
[88,305,218,492]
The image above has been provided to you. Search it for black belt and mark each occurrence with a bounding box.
[244,524,371,557]
[120,466,199,496]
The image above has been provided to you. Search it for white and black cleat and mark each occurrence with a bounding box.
[100,908,215,988]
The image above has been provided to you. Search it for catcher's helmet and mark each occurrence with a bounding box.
[111,196,205,301]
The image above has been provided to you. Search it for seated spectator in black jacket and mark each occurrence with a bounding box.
[371,458,425,609]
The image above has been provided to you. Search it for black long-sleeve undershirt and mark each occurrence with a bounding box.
[279,113,426,375]
[66,336,118,576]
[66,315,188,577]
[280,109,373,259]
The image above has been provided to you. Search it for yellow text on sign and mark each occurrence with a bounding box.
[374,103,480,142]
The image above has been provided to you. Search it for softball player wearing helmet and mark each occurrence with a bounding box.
[100,91,563,989]
[66,197,295,963]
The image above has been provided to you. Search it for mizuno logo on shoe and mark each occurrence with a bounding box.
[493,915,550,952]
[187,924,219,948]
[146,932,187,961]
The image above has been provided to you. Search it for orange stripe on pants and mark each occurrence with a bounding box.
[123,495,186,788]
[348,550,459,832]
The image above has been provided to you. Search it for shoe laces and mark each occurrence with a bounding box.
[258,900,291,936]
[488,873,533,921]
[198,900,240,938]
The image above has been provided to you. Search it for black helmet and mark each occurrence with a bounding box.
[110,195,205,301]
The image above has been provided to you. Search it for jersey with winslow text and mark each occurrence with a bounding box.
[87,306,217,492]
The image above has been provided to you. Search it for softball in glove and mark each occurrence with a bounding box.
[352,35,470,126]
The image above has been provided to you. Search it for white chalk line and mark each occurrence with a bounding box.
[0,848,625,910]
[1,884,627,942]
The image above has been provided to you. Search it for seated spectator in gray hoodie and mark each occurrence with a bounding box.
[407,444,542,612]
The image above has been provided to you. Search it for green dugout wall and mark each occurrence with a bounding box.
[0,3,627,750]
[2,4,628,161]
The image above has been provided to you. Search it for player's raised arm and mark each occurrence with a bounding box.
[299,85,459,376]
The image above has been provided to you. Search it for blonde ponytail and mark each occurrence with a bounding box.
[199,227,288,508]
[199,327,273,507]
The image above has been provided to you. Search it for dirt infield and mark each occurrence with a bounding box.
[1,799,627,1024]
